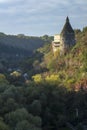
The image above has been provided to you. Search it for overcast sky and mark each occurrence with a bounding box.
[0,0,87,36]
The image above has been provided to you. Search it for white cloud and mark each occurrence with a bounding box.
[0,0,87,35]
[0,0,23,3]
[74,0,87,4]
[0,0,11,3]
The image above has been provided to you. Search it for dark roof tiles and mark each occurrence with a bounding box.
[61,17,74,35]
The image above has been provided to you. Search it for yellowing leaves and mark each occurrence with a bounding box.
[10,71,21,77]
[45,74,59,84]
[32,74,60,85]
[32,74,42,83]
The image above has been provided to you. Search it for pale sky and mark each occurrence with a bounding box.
[0,0,87,36]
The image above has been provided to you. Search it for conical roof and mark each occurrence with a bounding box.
[61,17,74,35]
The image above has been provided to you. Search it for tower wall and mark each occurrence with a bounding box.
[60,32,76,53]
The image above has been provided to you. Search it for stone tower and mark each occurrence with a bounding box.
[52,17,76,55]
[60,16,76,54]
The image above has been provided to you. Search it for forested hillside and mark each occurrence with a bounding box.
[0,33,53,51]
[0,27,87,130]
[36,27,87,91]
[0,33,53,73]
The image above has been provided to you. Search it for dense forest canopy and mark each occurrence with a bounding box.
[0,27,87,130]
[0,33,53,51]
[0,33,53,72]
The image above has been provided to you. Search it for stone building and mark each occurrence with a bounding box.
[52,17,76,55]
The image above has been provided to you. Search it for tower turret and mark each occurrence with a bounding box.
[60,17,76,54]
[52,17,76,55]
[61,16,74,35]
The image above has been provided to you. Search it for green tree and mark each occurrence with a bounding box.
[15,120,42,130]
[0,120,10,130]
[30,100,41,116]
[5,108,29,127]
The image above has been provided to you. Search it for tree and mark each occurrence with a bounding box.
[32,74,43,83]
[15,120,42,130]
[5,108,29,127]
[30,100,41,116]
[0,74,8,84]
[0,120,10,130]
